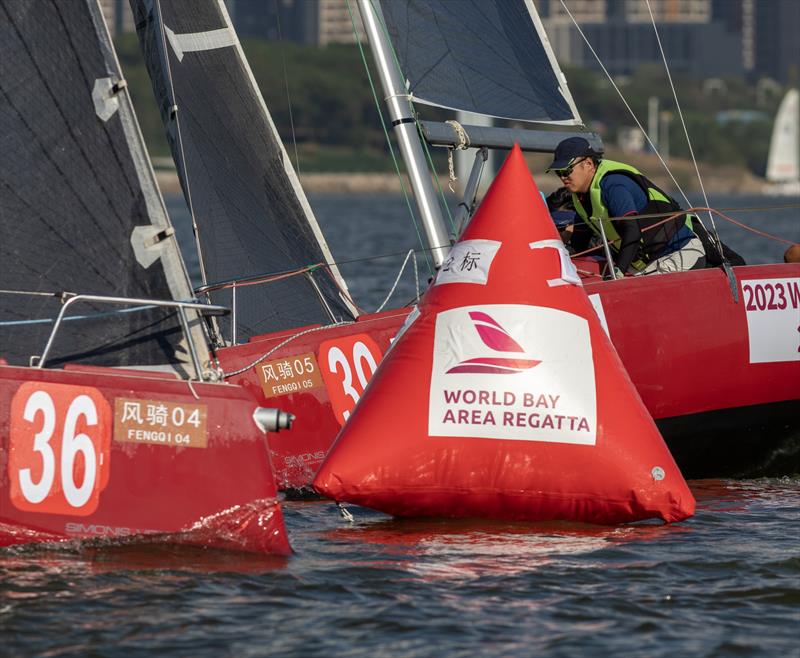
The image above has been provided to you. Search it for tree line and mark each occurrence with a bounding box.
[115,35,788,176]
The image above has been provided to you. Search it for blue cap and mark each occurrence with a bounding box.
[546,137,601,172]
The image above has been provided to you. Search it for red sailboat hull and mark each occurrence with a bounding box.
[218,263,800,488]
[0,365,291,556]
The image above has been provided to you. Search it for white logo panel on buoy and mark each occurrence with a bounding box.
[434,240,501,286]
[429,304,596,444]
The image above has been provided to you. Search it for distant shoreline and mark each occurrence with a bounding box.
[154,149,775,198]
[156,169,777,198]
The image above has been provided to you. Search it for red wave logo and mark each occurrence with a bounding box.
[446,312,541,375]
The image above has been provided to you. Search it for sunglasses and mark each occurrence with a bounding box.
[553,157,587,179]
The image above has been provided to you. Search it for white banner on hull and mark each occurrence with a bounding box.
[742,278,800,363]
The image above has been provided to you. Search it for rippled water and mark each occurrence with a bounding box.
[315,192,799,307]
[2,479,798,657]
[3,194,798,656]
[174,192,799,304]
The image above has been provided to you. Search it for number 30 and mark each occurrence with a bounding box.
[319,335,383,425]
[326,342,379,421]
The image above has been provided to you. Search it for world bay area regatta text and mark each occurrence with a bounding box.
[440,389,590,432]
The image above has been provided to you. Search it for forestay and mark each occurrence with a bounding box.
[130,0,356,343]
[378,0,582,125]
[0,0,202,368]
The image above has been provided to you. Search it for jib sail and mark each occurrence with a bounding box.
[130,0,357,343]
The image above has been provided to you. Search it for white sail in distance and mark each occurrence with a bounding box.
[766,89,799,184]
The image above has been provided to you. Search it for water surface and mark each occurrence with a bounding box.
[3,193,797,657]
[1,479,798,657]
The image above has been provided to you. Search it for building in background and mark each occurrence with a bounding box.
[225,0,308,42]
[712,0,799,84]
[537,0,798,83]
[537,0,742,79]
[315,0,364,44]
[752,0,800,85]
[226,0,363,45]
[99,0,796,83]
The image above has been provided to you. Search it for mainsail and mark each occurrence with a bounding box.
[766,89,799,184]
[0,0,204,368]
[129,0,357,343]
[378,0,583,125]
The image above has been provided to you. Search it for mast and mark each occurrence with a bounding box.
[357,0,450,267]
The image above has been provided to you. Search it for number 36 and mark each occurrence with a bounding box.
[9,382,111,516]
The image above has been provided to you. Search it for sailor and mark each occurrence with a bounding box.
[545,137,706,277]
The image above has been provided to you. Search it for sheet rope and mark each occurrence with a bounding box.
[569,206,797,263]
[444,119,470,192]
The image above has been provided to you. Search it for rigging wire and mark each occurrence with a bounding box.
[274,0,302,175]
[223,322,355,378]
[643,0,721,247]
[374,249,420,312]
[345,0,433,274]
[557,0,693,210]
[153,0,209,288]
[570,205,797,261]
[188,201,799,294]
[0,303,162,327]
[4,199,795,330]
[200,203,800,293]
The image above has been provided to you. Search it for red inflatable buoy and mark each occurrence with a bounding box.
[314,145,695,524]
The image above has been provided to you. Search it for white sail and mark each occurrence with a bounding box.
[766,89,799,184]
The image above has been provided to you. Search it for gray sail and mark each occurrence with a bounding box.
[129,0,356,343]
[0,0,205,368]
[379,0,582,125]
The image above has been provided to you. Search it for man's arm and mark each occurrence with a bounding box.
[612,214,642,273]
[569,222,592,254]
[602,177,645,273]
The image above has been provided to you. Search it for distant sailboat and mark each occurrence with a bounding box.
[764,89,800,196]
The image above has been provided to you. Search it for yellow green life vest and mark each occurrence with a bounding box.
[571,159,692,272]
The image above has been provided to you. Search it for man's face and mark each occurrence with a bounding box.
[556,157,595,194]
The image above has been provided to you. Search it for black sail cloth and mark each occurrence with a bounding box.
[379,0,582,125]
[130,0,355,343]
[0,0,196,367]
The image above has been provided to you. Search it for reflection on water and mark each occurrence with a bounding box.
[0,540,287,577]
[322,516,682,581]
[1,478,798,657]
